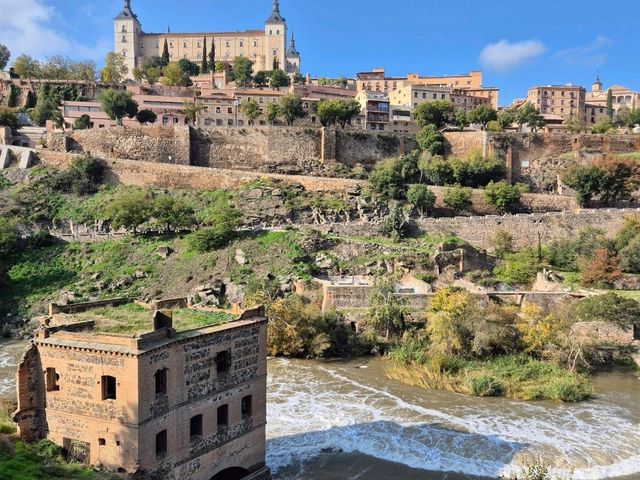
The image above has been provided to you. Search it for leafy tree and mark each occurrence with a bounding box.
[468,105,497,130]
[101,189,153,234]
[253,71,270,88]
[564,114,588,133]
[450,151,505,187]
[178,58,200,76]
[266,103,279,125]
[626,109,640,129]
[182,100,204,124]
[497,110,516,131]
[318,77,348,87]
[144,55,168,70]
[0,217,19,256]
[516,303,564,356]
[162,39,170,65]
[443,185,473,214]
[30,86,59,126]
[592,117,614,134]
[240,99,260,125]
[547,227,607,271]
[336,99,362,128]
[369,160,405,199]
[233,56,254,87]
[454,109,469,131]
[186,225,234,252]
[379,204,409,240]
[413,100,453,128]
[563,159,640,207]
[12,55,40,78]
[201,37,209,74]
[420,155,452,186]
[494,249,540,285]
[279,93,306,125]
[197,191,242,230]
[99,89,138,125]
[74,114,92,130]
[580,248,622,287]
[270,69,289,88]
[614,217,640,252]
[316,99,341,127]
[619,235,640,273]
[152,195,196,232]
[292,72,305,85]
[416,124,445,155]
[484,181,527,213]
[0,44,10,71]
[491,229,515,258]
[425,288,472,356]
[162,62,190,86]
[0,107,19,131]
[100,52,128,84]
[407,184,436,217]
[571,293,640,329]
[516,102,545,132]
[136,109,157,125]
[369,274,408,340]
[606,89,614,119]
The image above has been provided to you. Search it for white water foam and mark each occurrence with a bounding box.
[266,359,640,479]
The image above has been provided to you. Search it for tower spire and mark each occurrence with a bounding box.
[266,0,285,23]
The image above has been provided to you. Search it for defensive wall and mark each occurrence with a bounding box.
[320,208,640,250]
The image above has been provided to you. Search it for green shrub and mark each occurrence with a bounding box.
[467,375,504,397]
[186,225,235,252]
[406,184,436,216]
[443,185,473,214]
[484,181,528,213]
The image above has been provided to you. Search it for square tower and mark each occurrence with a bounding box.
[114,0,141,76]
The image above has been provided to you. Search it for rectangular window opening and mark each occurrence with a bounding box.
[190,414,203,439]
[101,375,117,400]
[216,351,231,374]
[46,368,60,392]
[155,430,167,458]
[155,368,167,395]
[241,395,252,419]
[217,404,229,429]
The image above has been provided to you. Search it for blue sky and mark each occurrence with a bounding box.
[1,0,638,105]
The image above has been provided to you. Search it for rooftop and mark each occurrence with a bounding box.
[51,303,234,336]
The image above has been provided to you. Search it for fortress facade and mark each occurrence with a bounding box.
[114,0,301,79]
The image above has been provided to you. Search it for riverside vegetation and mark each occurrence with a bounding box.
[0,155,638,403]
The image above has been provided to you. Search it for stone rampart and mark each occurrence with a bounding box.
[334,130,416,167]
[57,125,191,165]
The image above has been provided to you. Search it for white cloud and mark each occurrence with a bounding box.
[479,39,547,73]
[552,35,613,66]
[0,0,108,62]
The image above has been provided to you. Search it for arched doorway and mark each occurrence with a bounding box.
[209,466,251,480]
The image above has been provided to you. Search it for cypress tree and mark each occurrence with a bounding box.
[606,89,614,119]
[162,39,170,66]
[201,37,209,74]
[209,36,216,71]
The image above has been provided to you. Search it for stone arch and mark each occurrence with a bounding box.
[209,467,251,480]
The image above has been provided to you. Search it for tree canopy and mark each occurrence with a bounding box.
[99,89,138,125]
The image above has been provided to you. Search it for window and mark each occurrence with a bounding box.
[227,107,233,114]
[241,395,252,419]
[226,41,230,47]
[253,40,258,47]
[155,369,167,395]
[217,405,229,429]
[122,36,126,43]
[228,119,234,126]
[432,93,437,99]
[173,118,179,124]
[98,438,106,446]
[190,414,203,439]
[46,368,59,392]
[102,376,117,400]
[121,25,126,32]
[239,41,244,47]
[216,119,223,126]
[162,116,169,124]
[204,118,211,126]
[155,430,167,458]
[634,324,640,341]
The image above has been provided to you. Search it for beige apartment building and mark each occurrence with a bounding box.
[356,68,499,109]
[14,302,269,480]
[527,84,586,122]
[114,0,301,80]
[356,91,390,131]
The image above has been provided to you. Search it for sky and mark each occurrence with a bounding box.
[0,0,638,105]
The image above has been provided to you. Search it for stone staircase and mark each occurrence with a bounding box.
[0,144,36,170]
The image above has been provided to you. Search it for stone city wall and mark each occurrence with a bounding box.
[334,130,417,167]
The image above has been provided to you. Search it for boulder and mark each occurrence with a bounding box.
[156,246,173,258]
[247,188,263,200]
[235,249,247,265]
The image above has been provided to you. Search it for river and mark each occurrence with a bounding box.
[2,342,639,479]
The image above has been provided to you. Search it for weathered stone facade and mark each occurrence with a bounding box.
[14,308,269,480]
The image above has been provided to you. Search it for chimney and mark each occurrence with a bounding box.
[153,309,173,331]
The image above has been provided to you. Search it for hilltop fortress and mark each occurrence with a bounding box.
[114,0,301,79]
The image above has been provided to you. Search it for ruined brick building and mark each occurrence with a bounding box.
[13,304,270,480]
